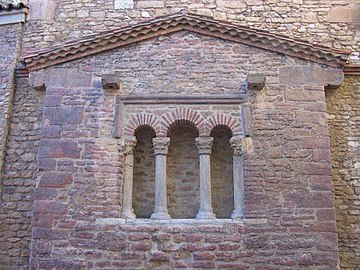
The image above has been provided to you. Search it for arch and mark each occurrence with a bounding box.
[206,113,242,137]
[124,113,160,136]
[159,108,206,137]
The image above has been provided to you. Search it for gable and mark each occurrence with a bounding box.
[21,11,350,73]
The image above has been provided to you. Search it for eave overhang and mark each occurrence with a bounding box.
[0,2,28,25]
[20,11,351,74]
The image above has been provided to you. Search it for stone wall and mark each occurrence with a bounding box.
[27,31,339,269]
[327,76,360,269]
[167,126,200,219]
[0,79,44,269]
[133,128,156,218]
[211,128,233,219]
[22,0,359,52]
[0,22,22,186]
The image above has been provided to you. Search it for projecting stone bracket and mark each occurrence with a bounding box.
[28,70,45,91]
[101,74,121,90]
[246,74,266,91]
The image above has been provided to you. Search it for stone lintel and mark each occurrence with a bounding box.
[28,70,45,91]
[101,74,121,90]
[247,74,266,91]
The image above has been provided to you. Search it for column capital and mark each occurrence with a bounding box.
[121,136,137,156]
[153,137,170,155]
[230,136,243,156]
[195,137,214,155]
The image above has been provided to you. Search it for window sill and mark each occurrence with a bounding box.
[95,218,267,226]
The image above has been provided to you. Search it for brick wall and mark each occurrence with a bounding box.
[27,32,339,269]
[327,76,360,269]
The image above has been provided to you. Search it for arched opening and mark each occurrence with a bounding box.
[133,125,156,218]
[167,120,200,218]
[211,125,233,218]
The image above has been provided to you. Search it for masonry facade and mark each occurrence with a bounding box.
[0,1,359,269]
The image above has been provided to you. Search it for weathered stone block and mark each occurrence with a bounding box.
[33,201,68,216]
[43,107,84,125]
[29,70,45,91]
[279,66,344,89]
[115,0,134,9]
[45,68,91,88]
[39,172,73,188]
[38,139,80,158]
[101,74,120,90]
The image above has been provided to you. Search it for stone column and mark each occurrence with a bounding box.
[151,137,171,220]
[230,136,245,219]
[121,136,137,219]
[195,137,216,219]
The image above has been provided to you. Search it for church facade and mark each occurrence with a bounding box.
[0,1,359,269]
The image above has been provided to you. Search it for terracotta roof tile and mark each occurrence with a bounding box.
[22,11,351,72]
[0,2,27,11]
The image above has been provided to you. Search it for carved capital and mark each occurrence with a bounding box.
[153,137,170,155]
[230,136,243,156]
[121,136,137,156]
[195,137,213,155]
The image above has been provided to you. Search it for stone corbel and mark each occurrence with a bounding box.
[101,74,121,90]
[323,68,344,90]
[247,73,266,91]
[28,70,45,91]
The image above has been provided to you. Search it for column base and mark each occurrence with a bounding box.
[231,208,244,219]
[196,211,216,219]
[122,209,136,219]
[151,211,171,220]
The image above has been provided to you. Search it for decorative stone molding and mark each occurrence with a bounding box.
[122,108,244,138]
[0,2,28,25]
[22,11,350,72]
[246,74,266,91]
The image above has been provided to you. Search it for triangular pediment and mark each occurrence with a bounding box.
[22,11,350,72]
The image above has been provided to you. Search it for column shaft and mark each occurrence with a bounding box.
[151,137,171,220]
[230,136,245,219]
[121,136,137,219]
[196,137,216,219]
